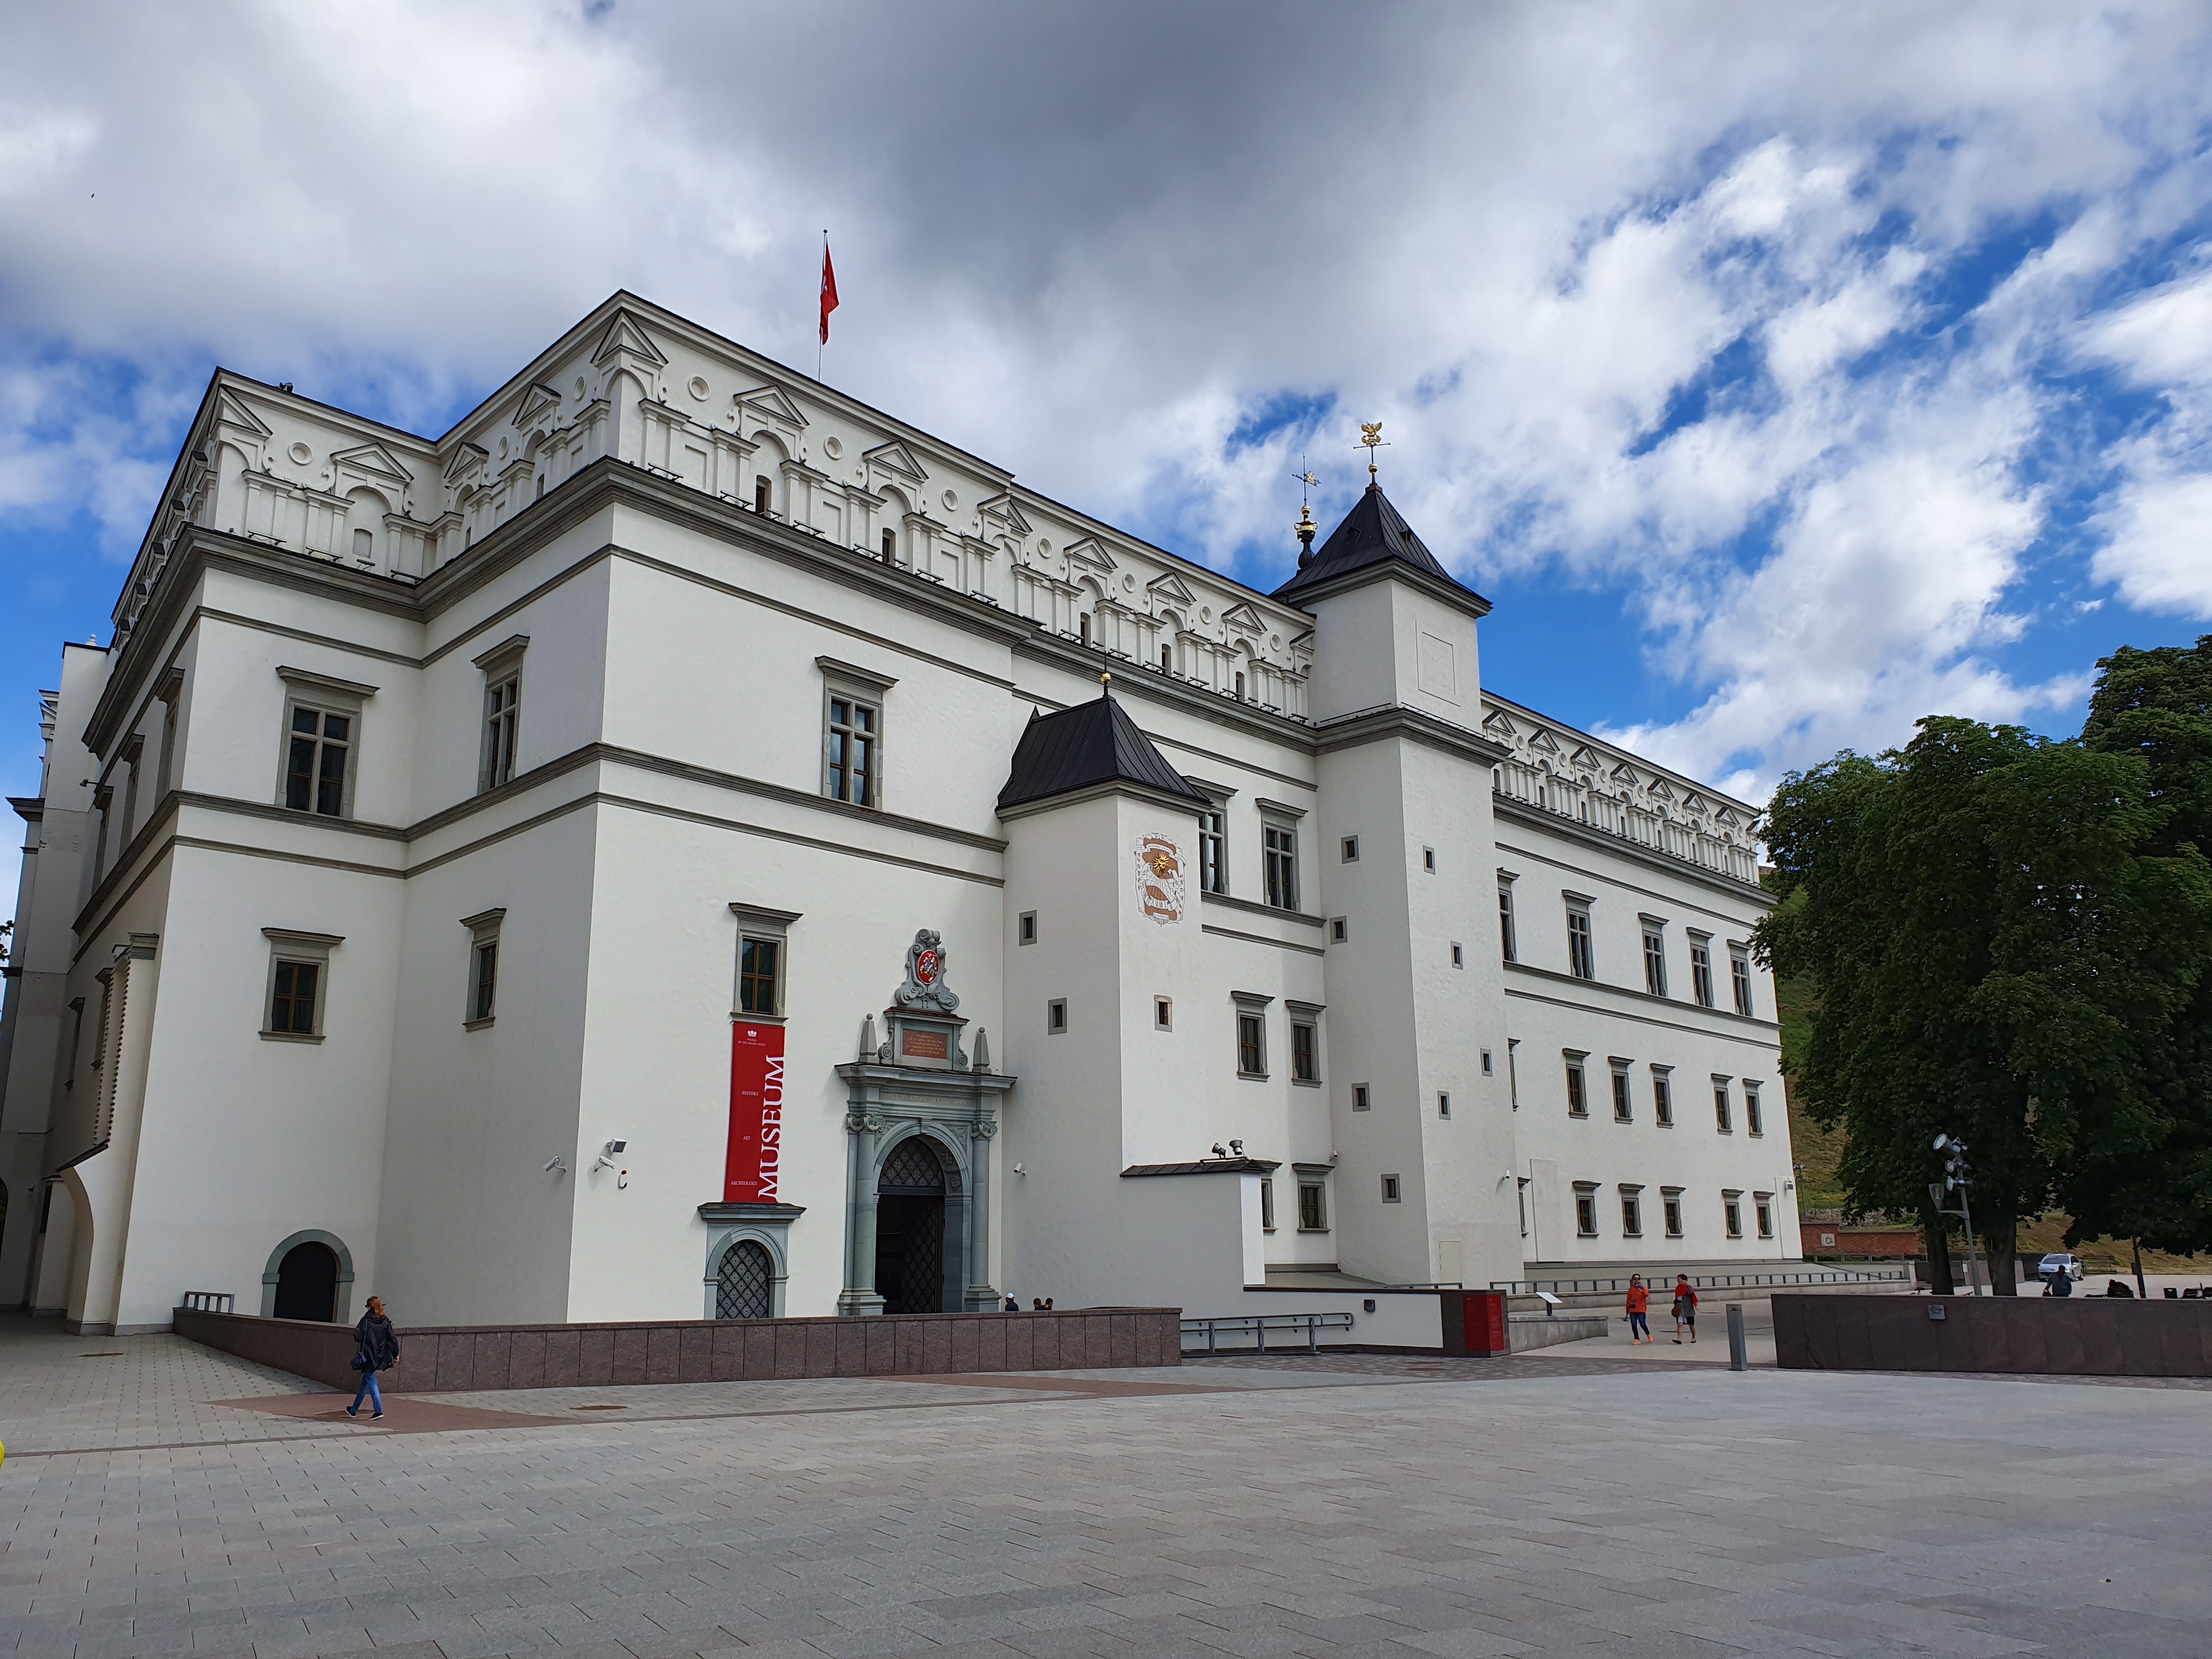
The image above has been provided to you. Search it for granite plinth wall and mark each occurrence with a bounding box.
[174,1307,1182,1392]
[1773,1293,2212,1377]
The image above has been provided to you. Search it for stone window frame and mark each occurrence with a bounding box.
[1340,834,1361,863]
[258,1228,357,1322]
[1047,997,1068,1034]
[1753,1190,1775,1239]
[1017,910,1037,945]
[1573,1181,1600,1238]
[1437,1091,1451,1119]
[700,1219,793,1320]
[1745,1079,1765,1137]
[1286,999,1323,1087]
[1186,777,1235,896]
[275,667,376,821]
[261,928,342,1044]
[1662,1185,1685,1238]
[1564,891,1596,981]
[1609,1057,1634,1122]
[1380,1173,1402,1204]
[1232,990,1272,1080]
[1729,942,1757,1016]
[1713,1073,1734,1135]
[1293,1162,1331,1233]
[1154,995,1173,1031]
[1640,913,1668,997]
[1723,1188,1745,1239]
[730,904,800,1022]
[1260,1176,1276,1233]
[1260,801,1302,912]
[1497,871,1519,962]
[1620,1183,1645,1238]
[1687,929,1717,1007]
[461,908,505,1029]
[1651,1063,1675,1127]
[1563,1048,1590,1118]
[818,656,897,811]
[474,634,528,794]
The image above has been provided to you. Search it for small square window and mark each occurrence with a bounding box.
[1352,1084,1371,1113]
[1154,996,1172,1030]
[1018,911,1037,945]
[1450,942,1464,968]
[1047,998,1067,1034]
[1437,1092,1451,1119]
[1480,1049,1493,1076]
[1340,835,1360,862]
[1423,847,1436,872]
[1381,1173,1402,1203]
[1330,916,1349,943]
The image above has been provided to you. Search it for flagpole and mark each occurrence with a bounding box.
[819,229,827,381]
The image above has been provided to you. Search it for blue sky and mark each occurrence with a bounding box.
[5,3,2212,815]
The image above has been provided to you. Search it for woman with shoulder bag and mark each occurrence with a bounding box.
[348,1296,399,1418]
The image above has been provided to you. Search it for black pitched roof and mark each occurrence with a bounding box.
[997,688,1212,814]
[1271,484,1465,603]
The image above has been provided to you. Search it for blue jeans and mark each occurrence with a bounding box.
[349,1368,383,1414]
[1628,1312,1650,1339]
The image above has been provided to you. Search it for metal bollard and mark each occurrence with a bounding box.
[1726,1301,1748,1372]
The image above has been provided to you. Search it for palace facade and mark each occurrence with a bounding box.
[0,294,1797,1335]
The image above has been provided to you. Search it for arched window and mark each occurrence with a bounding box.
[715,1239,773,1319]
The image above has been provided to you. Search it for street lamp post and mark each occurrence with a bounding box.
[1932,1135,1984,1297]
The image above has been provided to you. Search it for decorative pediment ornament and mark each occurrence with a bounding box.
[511,382,563,428]
[214,388,273,437]
[1482,709,1518,738]
[590,308,669,368]
[892,928,961,1014]
[734,383,808,428]
[1570,745,1601,769]
[1146,570,1197,606]
[443,442,489,482]
[329,441,416,485]
[1062,535,1116,572]
[863,438,928,481]
[1221,601,1265,636]
[977,493,1032,535]
[1528,728,1562,754]
[1610,761,1641,786]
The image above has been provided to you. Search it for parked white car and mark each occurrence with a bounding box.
[2037,1253,2084,1282]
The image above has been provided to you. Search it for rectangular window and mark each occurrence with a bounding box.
[1652,1067,1674,1127]
[1731,949,1755,1016]
[1423,847,1436,873]
[1160,644,1172,670]
[1724,1191,1743,1239]
[1754,1193,1774,1238]
[1200,806,1228,894]
[1498,879,1518,962]
[738,937,780,1016]
[1689,935,1715,1007]
[1297,1180,1327,1231]
[462,908,505,1028]
[1154,996,1173,1030]
[1566,904,1594,980]
[1340,835,1360,862]
[1663,1188,1684,1238]
[261,928,339,1042]
[1564,1054,1588,1117]
[1018,911,1037,945]
[1574,1183,1599,1237]
[1610,1064,1632,1122]
[1714,1077,1733,1133]
[1517,1177,1530,1237]
[1263,822,1299,910]
[1381,1173,1402,1203]
[1508,1039,1520,1109]
[1330,916,1348,943]
[1352,1084,1371,1112]
[1746,1085,1764,1136]
[270,960,319,1034]
[1643,926,1667,996]
[1047,998,1067,1034]
[1481,1049,1493,1076]
[1261,1177,1276,1232]
[753,474,771,515]
[1451,942,1464,968]
[1437,1091,1451,1119]
[1291,1021,1318,1082]
[481,675,520,790]
[284,706,351,817]
[825,694,877,806]
[1235,1011,1266,1077]
[881,527,896,561]
[1621,1186,1643,1237]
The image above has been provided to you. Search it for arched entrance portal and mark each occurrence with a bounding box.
[272,1240,340,1322]
[875,1136,953,1314]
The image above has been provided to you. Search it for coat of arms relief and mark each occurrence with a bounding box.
[1136,835,1186,924]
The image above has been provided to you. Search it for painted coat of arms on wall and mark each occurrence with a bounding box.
[1136,835,1186,924]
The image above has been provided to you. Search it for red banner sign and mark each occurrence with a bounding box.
[726,1022,787,1203]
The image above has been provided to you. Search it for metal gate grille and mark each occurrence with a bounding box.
[715,1239,772,1319]
[880,1137,947,1192]
[892,1200,945,1313]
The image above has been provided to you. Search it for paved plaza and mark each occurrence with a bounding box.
[1,1314,2208,1658]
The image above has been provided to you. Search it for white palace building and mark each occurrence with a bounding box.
[0,294,1798,1336]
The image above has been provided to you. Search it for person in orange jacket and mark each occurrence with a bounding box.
[1625,1274,1652,1343]
[1671,1274,1699,1343]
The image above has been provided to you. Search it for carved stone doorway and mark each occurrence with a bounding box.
[875,1136,952,1314]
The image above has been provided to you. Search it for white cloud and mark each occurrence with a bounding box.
[4,0,2212,793]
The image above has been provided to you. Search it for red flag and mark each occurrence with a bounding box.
[819,239,839,346]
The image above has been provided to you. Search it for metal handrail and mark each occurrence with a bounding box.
[1489,1266,1907,1295]
[178,1291,235,1313]
[1180,1312,1356,1353]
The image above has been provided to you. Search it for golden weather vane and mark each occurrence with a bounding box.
[1358,421,1389,485]
[1293,456,1321,566]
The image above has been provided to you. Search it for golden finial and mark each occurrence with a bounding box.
[1100,669,1113,697]
[1293,458,1321,567]
[1358,422,1389,486]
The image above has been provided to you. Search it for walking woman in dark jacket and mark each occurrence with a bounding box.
[347,1296,399,1418]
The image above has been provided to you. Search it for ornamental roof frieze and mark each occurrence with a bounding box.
[1480,692,1757,827]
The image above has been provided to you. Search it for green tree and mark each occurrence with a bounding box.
[1758,716,2212,1291]
[2074,636,2212,1257]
